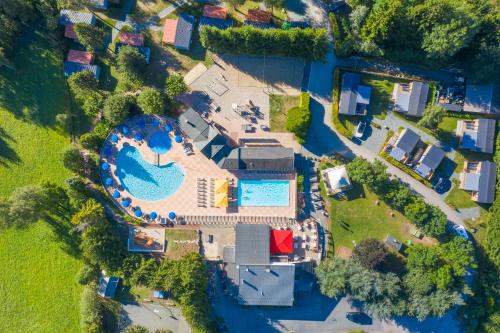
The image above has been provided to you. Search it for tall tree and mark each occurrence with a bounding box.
[352,238,388,270]
[73,23,107,52]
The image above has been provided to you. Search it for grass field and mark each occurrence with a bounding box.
[0,30,83,332]
[165,229,199,259]
[269,94,300,131]
[361,74,410,120]
[225,0,288,24]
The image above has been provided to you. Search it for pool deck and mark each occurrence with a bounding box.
[102,120,297,223]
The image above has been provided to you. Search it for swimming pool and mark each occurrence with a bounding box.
[148,131,172,155]
[237,180,290,207]
[115,144,184,201]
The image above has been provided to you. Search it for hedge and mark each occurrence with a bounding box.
[380,150,432,187]
[328,13,351,58]
[331,69,353,139]
[199,26,329,61]
[286,92,311,144]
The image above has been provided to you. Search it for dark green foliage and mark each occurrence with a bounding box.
[352,238,388,270]
[116,45,146,80]
[63,146,86,175]
[417,105,446,129]
[66,176,92,208]
[200,26,329,61]
[137,87,165,115]
[40,181,70,213]
[404,198,447,237]
[103,94,133,126]
[165,74,188,100]
[0,185,47,228]
[68,70,99,98]
[79,132,102,152]
[76,264,100,285]
[82,92,104,119]
[55,113,71,131]
[130,258,159,287]
[73,23,107,52]
[93,121,112,140]
[80,285,104,333]
[286,93,311,144]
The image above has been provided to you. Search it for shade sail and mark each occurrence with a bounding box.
[214,191,228,208]
[214,179,228,194]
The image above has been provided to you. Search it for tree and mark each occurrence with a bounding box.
[404,198,446,237]
[82,92,104,119]
[93,121,112,140]
[361,0,402,43]
[76,264,100,285]
[40,181,70,214]
[103,94,132,126]
[165,74,188,100]
[63,147,86,175]
[71,199,105,228]
[73,23,107,51]
[347,157,389,193]
[137,87,165,115]
[67,70,99,99]
[4,186,47,228]
[417,105,446,129]
[79,133,102,152]
[66,176,92,208]
[81,218,124,270]
[80,285,104,332]
[131,258,159,287]
[383,180,414,211]
[352,238,388,269]
[116,45,146,79]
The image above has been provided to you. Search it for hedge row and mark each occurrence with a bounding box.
[199,26,329,61]
[331,69,352,139]
[286,92,311,144]
[380,150,432,187]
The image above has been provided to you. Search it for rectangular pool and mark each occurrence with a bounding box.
[237,180,290,207]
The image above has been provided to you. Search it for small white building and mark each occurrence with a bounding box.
[321,165,352,195]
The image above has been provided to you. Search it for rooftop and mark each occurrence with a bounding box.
[339,73,371,115]
[394,81,429,117]
[119,32,144,46]
[220,147,294,171]
[63,61,100,80]
[464,83,499,114]
[67,50,93,64]
[246,9,272,23]
[321,165,351,194]
[203,5,228,19]
[394,128,420,154]
[235,224,270,265]
[59,9,96,26]
[457,118,496,154]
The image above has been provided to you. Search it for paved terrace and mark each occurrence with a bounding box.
[101,118,297,222]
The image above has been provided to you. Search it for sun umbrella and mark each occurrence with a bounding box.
[135,209,142,217]
[150,212,158,219]
[122,125,129,134]
[105,177,113,186]
[175,135,182,143]
[111,134,119,143]
[122,199,131,208]
[164,123,173,132]
[152,118,160,127]
[135,133,143,141]
[101,162,109,171]
[168,212,176,220]
[113,190,121,198]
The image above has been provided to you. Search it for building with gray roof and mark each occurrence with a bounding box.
[223,224,296,307]
[392,81,429,117]
[415,144,445,179]
[464,84,499,115]
[389,128,420,162]
[235,224,270,265]
[59,9,96,26]
[220,147,294,172]
[339,73,372,116]
[456,118,496,154]
[175,14,195,50]
[178,108,230,162]
[460,161,497,204]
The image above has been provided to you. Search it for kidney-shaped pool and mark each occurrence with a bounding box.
[115,144,185,201]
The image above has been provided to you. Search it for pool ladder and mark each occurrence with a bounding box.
[154,154,160,166]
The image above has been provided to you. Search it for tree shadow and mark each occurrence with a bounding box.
[44,213,82,259]
[0,126,20,166]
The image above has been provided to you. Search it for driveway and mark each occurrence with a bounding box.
[285,0,329,27]
[118,302,190,333]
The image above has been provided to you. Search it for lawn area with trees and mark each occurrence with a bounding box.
[0,29,82,332]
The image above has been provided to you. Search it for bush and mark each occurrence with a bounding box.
[103,94,133,126]
[79,133,102,152]
[352,238,388,270]
[93,121,113,140]
[76,264,100,285]
[286,92,311,144]
[63,147,86,175]
[74,23,107,52]
[137,87,165,115]
[331,69,353,139]
[80,285,104,333]
[66,176,92,208]
[165,74,188,100]
[117,45,146,79]
[82,92,105,119]
[200,26,329,61]
[125,325,149,333]
[55,113,71,132]
[68,70,99,100]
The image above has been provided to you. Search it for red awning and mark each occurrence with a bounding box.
[270,230,293,254]
[203,5,228,20]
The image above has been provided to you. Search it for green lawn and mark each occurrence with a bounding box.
[361,74,410,120]
[225,1,288,24]
[0,30,83,332]
[269,94,300,131]
[325,182,432,254]
[165,229,199,259]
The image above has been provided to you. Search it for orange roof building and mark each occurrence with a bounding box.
[246,9,272,23]
[162,19,178,44]
[67,50,94,64]
[64,24,77,39]
[203,5,228,20]
[119,32,144,46]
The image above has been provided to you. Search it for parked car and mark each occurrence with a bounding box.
[346,312,372,325]
[451,224,469,240]
[355,121,367,138]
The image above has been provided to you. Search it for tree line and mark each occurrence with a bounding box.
[200,26,329,61]
[333,0,499,82]
[346,157,448,237]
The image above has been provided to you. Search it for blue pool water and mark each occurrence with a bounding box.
[115,144,184,201]
[237,180,290,207]
[148,131,172,155]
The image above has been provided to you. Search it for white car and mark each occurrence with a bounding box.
[355,121,367,138]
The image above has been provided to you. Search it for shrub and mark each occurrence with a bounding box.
[66,176,92,208]
[68,70,99,100]
[82,92,104,119]
[286,92,311,144]
[79,133,102,152]
[93,121,112,140]
[63,147,86,175]
[329,13,352,58]
[352,238,388,270]
[55,113,71,132]
[74,23,107,52]
[165,74,188,100]
[125,325,149,333]
[200,26,329,61]
[332,69,352,139]
[80,285,104,333]
[380,150,432,187]
[76,264,100,285]
[137,87,165,114]
[103,94,133,126]
[117,45,146,79]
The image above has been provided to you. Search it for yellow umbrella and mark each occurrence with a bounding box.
[214,179,229,194]
[214,191,228,208]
